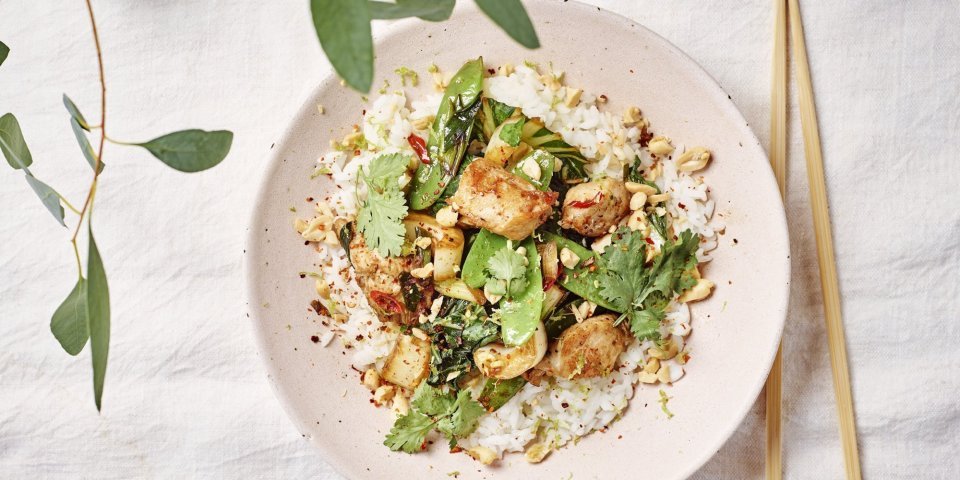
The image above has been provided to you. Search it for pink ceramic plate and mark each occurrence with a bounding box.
[245,2,789,478]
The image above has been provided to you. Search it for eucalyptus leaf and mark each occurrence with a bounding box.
[71,118,102,173]
[0,113,32,169]
[368,0,454,21]
[63,94,90,130]
[86,227,110,411]
[135,129,232,172]
[311,0,374,92]
[51,278,89,355]
[474,0,540,49]
[24,174,66,226]
[0,40,8,67]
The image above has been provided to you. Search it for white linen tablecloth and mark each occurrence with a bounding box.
[1,1,958,478]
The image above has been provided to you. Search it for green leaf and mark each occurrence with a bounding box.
[62,94,89,130]
[365,152,409,192]
[24,174,66,226]
[478,377,526,411]
[410,382,454,416]
[369,0,454,21]
[0,113,32,169]
[436,389,485,438]
[136,129,232,173]
[86,227,110,411]
[497,116,524,147]
[71,118,102,173]
[0,40,8,67]
[384,410,435,453]
[51,278,89,355]
[474,0,540,49]
[356,187,408,256]
[311,0,374,92]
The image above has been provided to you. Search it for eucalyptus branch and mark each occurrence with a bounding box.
[0,0,234,411]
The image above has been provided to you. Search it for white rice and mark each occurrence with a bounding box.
[301,62,723,461]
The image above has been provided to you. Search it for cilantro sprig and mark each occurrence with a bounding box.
[597,228,700,340]
[484,243,529,301]
[356,153,410,257]
[384,383,486,453]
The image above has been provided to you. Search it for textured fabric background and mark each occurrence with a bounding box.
[1,1,958,478]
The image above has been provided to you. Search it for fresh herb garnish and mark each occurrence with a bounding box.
[356,153,410,257]
[485,242,529,301]
[385,383,486,453]
[597,228,700,340]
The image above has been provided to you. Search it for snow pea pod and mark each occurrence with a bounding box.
[408,57,484,210]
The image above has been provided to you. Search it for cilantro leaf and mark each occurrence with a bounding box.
[486,244,529,299]
[436,389,486,438]
[597,228,700,340]
[357,187,408,257]
[384,410,435,453]
[497,117,525,147]
[411,381,454,416]
[385,383,487,454]
[356,153,411,257]
[365,152,409,192]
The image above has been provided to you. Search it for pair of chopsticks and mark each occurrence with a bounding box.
[765,1,862,479]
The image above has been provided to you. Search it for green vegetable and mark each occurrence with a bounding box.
[462,229,508,288]
[356,153,410,256]
[497,116,525,147]
[409,58,484,210]
[477,97,517,139]
[385,383,486,453]
[428,155,476,215]
[486,243,529,301]
[498,237,543,346]
[511,149,556,191]
[521,119,588,184]
[423,299,498,388]
[544,298,579,340]
[474,0,540,49]
[336,221,355,262]
[542,232,620,311]
[478,377,526,411]
[598,228,700,340]
[310,0,374,92]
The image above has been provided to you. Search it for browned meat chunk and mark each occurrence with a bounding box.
[348,228,429,325]
[559,178,630,237]
[448,159,557,241]
[543,314,630,379]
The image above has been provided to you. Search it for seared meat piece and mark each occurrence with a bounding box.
[559,178,630,237]
[448,159,557,241]
[543,314,630,379]
[348,228,429,325]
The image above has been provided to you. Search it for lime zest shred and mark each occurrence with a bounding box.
[658,389,674,419]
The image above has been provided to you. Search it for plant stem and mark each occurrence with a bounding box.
[59,194,82,215]
[70,0,107,255]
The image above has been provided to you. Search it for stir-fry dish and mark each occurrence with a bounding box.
[294,58,724,464]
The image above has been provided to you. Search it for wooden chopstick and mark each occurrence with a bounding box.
[764,0,788,478]
[787,0,863,478]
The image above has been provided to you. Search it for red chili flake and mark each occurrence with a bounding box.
[407,134,431,164]
[678,202,686,209]
[486,68,495,75]
[543,276,557,291]
[568,191,603,208]
[306,197,314,202]
[450,445,463,454]
[561,402,569,409]
[310,335,320,343]
[369,291,404,314]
